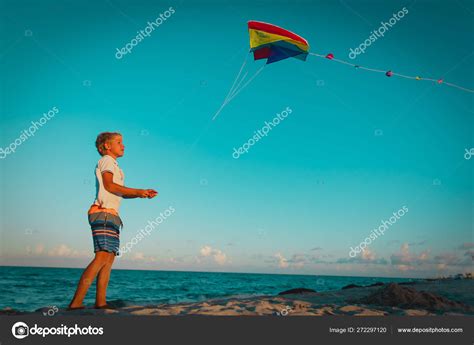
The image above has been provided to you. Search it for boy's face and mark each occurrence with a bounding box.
[105,135,125,158]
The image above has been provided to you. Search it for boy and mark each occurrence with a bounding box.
[68,132,157,309]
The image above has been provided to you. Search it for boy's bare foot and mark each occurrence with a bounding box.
[67,305,86,311]
[94,304,113,309]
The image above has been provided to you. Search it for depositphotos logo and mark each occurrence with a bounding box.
[11,321,104,339]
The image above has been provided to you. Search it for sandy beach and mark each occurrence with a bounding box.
[3,278,473,317]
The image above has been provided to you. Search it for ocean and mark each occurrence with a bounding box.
[0,266,414,312]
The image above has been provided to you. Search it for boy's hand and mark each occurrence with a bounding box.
[145,189,158,199]
[136,189,158,198]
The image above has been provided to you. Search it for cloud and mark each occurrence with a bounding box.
[47,244,88,258]
[165,257,179,264]
[458,242,474,250]
[128,252,158,262]
[270,252,329,269]
[337,248,388,265]
[49,245,72,257]
[200,245,213,256]
[286,253,306,268]
[24,244,88,259]
[464,250,474,260]
[34,244,44,255]
[361,248,376,261]
[213,250,227,265]
[433,252,472,266]
[275,253,289,268]
[200,245,227,265]
[433,253,460,265]
[390,243,429,270]
[456,243,474,265]
[133,252,145,260]
[388,243,473,272]
[396,264,414,272]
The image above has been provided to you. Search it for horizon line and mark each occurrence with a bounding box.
[0,264,429,280]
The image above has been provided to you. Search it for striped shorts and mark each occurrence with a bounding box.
[89,212,123,256]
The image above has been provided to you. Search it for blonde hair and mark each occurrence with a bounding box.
[95,132,121,156]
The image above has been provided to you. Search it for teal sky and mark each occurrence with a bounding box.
[0,0,473,278]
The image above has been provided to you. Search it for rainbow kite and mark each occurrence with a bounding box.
[248,20,309,64]
[212,20,473,120]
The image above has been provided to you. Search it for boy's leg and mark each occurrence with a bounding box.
[95,252,115,307]
[69,251,110,308]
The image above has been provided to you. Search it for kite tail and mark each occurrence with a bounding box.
[308,52,474,93]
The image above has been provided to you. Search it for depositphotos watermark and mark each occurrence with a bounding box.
[464,148,474,160]
[11,321,103,339]
[115,6,176,59]
[348,7,408,60]
[42,306,58,317]
[276,305,293,316]
[232,106,293,159]
[1,106,60,159]
[117,206,175,256]
[349,206,408,258]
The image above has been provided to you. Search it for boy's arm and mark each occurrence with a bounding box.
[102,172,157,198]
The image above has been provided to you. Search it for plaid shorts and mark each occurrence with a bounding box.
[89,212,123,256]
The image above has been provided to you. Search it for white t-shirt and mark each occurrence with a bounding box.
[93,155,125,212]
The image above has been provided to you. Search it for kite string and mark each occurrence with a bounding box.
[443,81,474,93]
[226,71,248,103]
[212,64,266,120]
[308,52,474,93]
[224,51,249,103]
[212,101,227,121]
[225,64,266,104]
[212,52,250,121]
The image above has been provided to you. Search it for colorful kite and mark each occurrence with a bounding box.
[212,20,473,120]
[248,20,310,64]
[213,21,308,120]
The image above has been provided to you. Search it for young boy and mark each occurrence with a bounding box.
[68,132,157,309]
